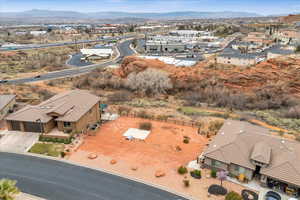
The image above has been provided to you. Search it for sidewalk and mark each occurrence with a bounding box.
[16,193,46,200]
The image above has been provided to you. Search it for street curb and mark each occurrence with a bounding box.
[0,151,194,200]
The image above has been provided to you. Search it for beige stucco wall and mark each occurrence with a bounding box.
[57,102,101,134]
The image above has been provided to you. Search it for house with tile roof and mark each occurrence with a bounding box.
[200,120,300,197]
[5,90,101,137]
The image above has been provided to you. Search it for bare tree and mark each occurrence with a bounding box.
[126,68,172,96]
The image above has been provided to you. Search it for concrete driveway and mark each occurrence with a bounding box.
[0,130,39,152]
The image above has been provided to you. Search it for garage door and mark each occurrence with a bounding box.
[23,122,43,133]
[10,121,21,131]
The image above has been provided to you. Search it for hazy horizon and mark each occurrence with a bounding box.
[0,0,299,15]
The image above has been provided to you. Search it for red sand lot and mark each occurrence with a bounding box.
[76,117,207,170]
[69,117,249,199]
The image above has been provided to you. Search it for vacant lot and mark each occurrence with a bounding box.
[72,116,207,169]
[69,117,250,199]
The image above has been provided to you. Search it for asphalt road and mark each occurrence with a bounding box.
[5,39,135,84]
[66,53,93,67]
[0,152,187,200]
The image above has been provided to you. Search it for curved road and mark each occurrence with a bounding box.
[5,39,135,85]
[0,152,187,200]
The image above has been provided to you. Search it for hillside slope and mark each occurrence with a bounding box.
[116,56,300,96]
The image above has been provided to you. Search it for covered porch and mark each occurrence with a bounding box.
[42,128,70,139]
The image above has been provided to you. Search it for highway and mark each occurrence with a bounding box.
[5,39,135,84]
[0,152,187,200]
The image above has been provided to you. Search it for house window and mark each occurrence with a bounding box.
[211,160,223,168]
[63,122,71,127]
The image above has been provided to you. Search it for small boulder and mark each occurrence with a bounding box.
[110,159,117,165]
[131,166,138,171]
[88,153,98,159]
[155,170,165,177]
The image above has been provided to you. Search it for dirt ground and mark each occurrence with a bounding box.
[68,117,250,199]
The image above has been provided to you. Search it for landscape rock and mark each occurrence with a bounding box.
[87,153,98,159]
[110,159,117,165]
[155,170,165,177]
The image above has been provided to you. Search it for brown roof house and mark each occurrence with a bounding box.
[6,90,100,137]
[0,95,16,120]
[200,120,300,197]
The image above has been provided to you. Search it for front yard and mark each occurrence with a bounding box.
[29,143,65,157]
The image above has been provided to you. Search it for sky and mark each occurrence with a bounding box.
[0,0,299,15]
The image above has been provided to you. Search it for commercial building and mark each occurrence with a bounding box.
[145,41,186,53]
[216,53,261,67]
[80,47,113,60]
[6,90,101,135]
[201,120,300,197]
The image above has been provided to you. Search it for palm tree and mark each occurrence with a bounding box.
[0,179,20,200]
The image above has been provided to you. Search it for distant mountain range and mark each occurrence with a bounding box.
[0,9,262,20]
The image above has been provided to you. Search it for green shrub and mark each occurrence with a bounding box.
[139,122,152,130]
[64,138,71,144]
[183,138,190,144]
[192,170,201,177]
[60,152,66,158]
[178,166,188,175]
[211,169,217,178]
[225,191,243,200]
[183,136,190,144]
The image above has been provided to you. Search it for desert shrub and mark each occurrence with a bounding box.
[139,122,152,130]
[178,166,188,175]
[181,84,298,111]
[117,106,131,115]
[137,110,151,119]
[208,120,224,134]
[126,68,173,96]
[156,115,169,121]
[183,179,190,187]
[211,169,217,178]
[37,89,55,100]
[225,191,243,200]
[108,91,132,103]
[296,135,300,142]
[283,106,300,119]
[183,136,190,144]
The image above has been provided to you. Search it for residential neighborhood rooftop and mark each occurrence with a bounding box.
[6,90,100,123]
[204,120,300,187]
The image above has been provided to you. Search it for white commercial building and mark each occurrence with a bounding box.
[80,48,113,60]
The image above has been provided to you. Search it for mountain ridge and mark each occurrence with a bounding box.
[0,9,262,19]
